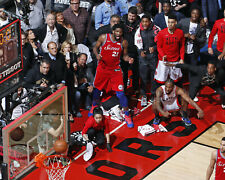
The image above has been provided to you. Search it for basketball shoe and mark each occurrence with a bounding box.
[124,115,134,128]
[152,116,160,125]
[88,105,97,117]
[182,116,192,126]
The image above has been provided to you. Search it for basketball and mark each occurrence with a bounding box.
[54,140,68,154]
[10,127,24,141]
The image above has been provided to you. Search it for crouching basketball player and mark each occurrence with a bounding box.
[90,23,134,128]
[152,79,204,126]
[206,137,225,180]
[82,107,112,152]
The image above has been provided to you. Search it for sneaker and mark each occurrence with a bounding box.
[182,117,192,126]
[88,105,97,117]
[141,96,147,107]
[124,115,134,128]
[153,117,160,125]
[222,104,225,109]
[193,96,199,102]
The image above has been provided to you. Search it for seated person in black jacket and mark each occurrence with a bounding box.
[24,59,56,89]
[175,61,225,109]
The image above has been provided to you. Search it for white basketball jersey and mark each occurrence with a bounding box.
[160,85,180,111]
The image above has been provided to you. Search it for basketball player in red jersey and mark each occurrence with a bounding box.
[206,137,225,180]
[90,23,134,128]
[152,79,204,126]
[154,13,185,86]
[208,9,225,58]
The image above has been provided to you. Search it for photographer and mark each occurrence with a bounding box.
[24,58,56,89]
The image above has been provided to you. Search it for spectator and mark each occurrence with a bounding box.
[73,43,95,82]
[24,58,56,89]
[135,15,160,106]
[152,78,204,126]
[0,6,9,27]
[56,12,76,45]
[63,0,91,44]
[159,0,188,16]
[89,14,121,45]
[33,13,67,53]
[60,41,81,117]
[154,14,185,87]
[43,41,67,88]
[27,29,44,60]
[115,0,139,17]
[176,61,225,109]
[202,0,225,28]
[154,0,185,30]
[21,31,35,77]
[208,9,225,59]
[16,0,45,31]
[76,53,94,113]
[177,7,206,66]
[121,6,140,93]
[136,2,149,18]
[94,0,118,30]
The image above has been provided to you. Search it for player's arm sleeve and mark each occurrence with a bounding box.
[180,32,185,60]
[82,117,92,135]
[156,32,165,57]
[208,22,218,48]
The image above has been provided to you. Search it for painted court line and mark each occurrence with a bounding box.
[73,102,152,161]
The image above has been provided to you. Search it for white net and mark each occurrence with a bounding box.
[43,155,71,180]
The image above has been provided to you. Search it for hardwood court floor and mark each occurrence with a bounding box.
[24,86,225,180]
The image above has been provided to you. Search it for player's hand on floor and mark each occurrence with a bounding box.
[197,110,204,119]
[162,111,171,118]
[106,143,112,152]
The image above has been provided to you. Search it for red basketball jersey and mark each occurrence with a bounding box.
[215,149,225,180]
[99,34,123,70]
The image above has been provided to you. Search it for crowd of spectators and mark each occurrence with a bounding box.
[0,0,224,119]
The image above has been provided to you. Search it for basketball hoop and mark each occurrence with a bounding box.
[35,153,71,180]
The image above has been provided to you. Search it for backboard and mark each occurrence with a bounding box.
[2,86,68,180]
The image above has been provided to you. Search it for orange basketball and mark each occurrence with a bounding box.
[53,140,68,154]
[10,127,24,141]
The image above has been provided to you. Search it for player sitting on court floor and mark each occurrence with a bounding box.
[82,107,112,152]
[152,79,204,126]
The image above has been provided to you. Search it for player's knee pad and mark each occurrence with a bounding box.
[116,91,128,108]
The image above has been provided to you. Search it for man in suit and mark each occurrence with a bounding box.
[202,0,225,28]
[34,13,67,53]
[43,42,67,89]
[154,0,185,30]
